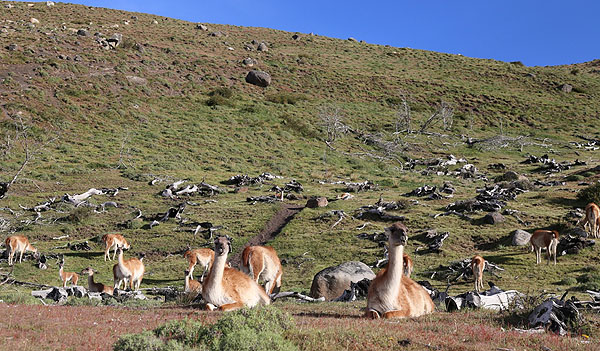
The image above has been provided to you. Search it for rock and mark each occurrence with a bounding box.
[126,75,147,85]
[77,29,89,36]
[107,33,122,48]
[5,4,13,8]
[292,34,300,40]
[511,229,532,246]
[152,19,159,24]
[88,292,102,301]
[210,31,225,37]
[31,288,53,299]
[245,70,271,87]
[66,286,87,298]
[6,44,18,51]
[196,24,208,31]
[30,18,40,24]
[133,43,145,53]
[482,212,505,225]
[257,42,268,52]
[251,39,259,45]
[309,261,375,301]
[566,227,588,238]
[348,37,357,42]
[47,287,68,302]
[306,197,328,208]
[242,57,257,67]
[131,15,138,20]
[560,84,572,93]
[46,1,55,6]
[495,171,520,182]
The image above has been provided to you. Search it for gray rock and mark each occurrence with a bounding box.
[560,84,572,93]
[106,33,122,48]
[133,43,145,53]
[566,227,587,238]
[292,34,300,40]
[306,197,328,208]
[511,229,532,246]
[7,44,18,51]
[126,75,147,85]
[48,287,68,302]
[348,37,357,42]
[245,70,271,87]
[257,42,268,52]
[66,286,87,298]
[196,24,208,31]
[309,261,375,301]
[495,171,520,182]
[77,29,89,36]
[88,292,102,301]
[210,31,225,37]
[483,212,505,225]
[251,39,259,45]
[31,288,53,299]
[242,57,257,67]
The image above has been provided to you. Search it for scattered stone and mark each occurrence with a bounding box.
[224,172,278,186]
[482,212,505,225]
[196,24,208,31]
[77,29,89,36]
[210,31,225,37]
[30,18,40,25]
[5,4,13,8]
[31,288,53,299]
[242,57,257,67]
[309,261,375,301]
[126,75,147,85]
[291,34,300,40]
[488,163,507,170]
[131,15,138,20]
[66,286,87,298]
[107,33,122,48]
[348,37,357,42]
[7,44,18,51]
[257,42,268,52]
[133,43,145,53]
[306,197,328,208]
[47,287,68,302]
[511,229,532,246]
[245,70,271,87]
[46,1,55,6]
[557,235,595,256]
[559,84,572,93]
[495,171,521,182]
[152,19,159,24]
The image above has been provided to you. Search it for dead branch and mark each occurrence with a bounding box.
[271,291,325,302]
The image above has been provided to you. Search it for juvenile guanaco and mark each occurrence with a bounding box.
[583,203,600,238]
[366,222,434,319]
[184,269,202,295]
[102,234,130,261]
[530,229,559,265]
[471,255,485,292]
[183,248,214,281]
[58,256,79,287]
[241,245,283,295]
[202,236,270,311]
[5,235,37,266]
[80,267,114,295]
[403,253,413,278]
[113,245,145,291]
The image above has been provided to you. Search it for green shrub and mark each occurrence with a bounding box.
[208,87,233,98]
[113,331,164,351]
[558,277,577,286]
[576,272,600,291]
[66,207,93,223]
[565,174,584,182]
[206,95,231,107]
[577,182,600,205]
[267,92,308,105]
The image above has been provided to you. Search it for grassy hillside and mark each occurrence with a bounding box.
[1,1,600,346]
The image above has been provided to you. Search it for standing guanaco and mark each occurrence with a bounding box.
[241,245,283,295]
[530,230,559,265]
[583,203,600,238]
[80,267,114,295]
[113,245,145,291]
[58,255,79,287]
[102,234,130,261]
[183,248,214,281]
[471,255,485,292]
[366,222,434,319]
[5,235,37,266]
[202,236,270,311]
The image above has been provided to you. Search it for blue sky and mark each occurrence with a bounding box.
[46,1,599,66]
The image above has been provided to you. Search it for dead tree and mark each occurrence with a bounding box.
[319,105,349,144]
[419,101,454,133]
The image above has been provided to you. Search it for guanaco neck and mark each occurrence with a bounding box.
[117,249,129,273]
[387,243,405,283]
[205,252,227,290]
[59,265,64,278]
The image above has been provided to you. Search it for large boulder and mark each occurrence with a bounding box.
[66,285,87,298]
[511,229,532,246]
[306,197,328,208]
[245,70,271,87]
[309,261,375,301]
[47,287,68,302]
[482,212,505,225]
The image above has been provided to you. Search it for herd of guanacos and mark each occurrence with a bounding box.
[3,202,599,318]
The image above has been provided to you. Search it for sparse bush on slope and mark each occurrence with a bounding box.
[577,182,600,205]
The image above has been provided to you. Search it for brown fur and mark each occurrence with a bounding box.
[584,203,600,238]
[81,267,114,295]
[530,230,559,265]
[101,234,130,261]
[471,255,485,292]
[183,248,214,281]
[202,236,270,311]
[58,259,79,288]
[5,235,37,266]
[184,270,202,295]
[366,222,434,319]
[241,245,283,294]
[402,253,413,277]
[113,246,145,290]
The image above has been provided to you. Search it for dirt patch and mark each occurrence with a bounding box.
[230,203,303,267]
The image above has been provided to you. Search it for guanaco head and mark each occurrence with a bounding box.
[385,222,408,247]
[80,267,96,276]
[214,236,232,257]
[57,255,65,267]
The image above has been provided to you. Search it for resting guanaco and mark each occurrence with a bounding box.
[113,245,145,291]
[403,253,413,278]
[241,245,283,295]
[202,236,270,311]
[583,203,600,238]
[5,235,37,266]
[366,222,434,319]
[102,233,130,261]
[530,229,559,265]
[184,269,202,295]
[471,255,485,292]
[80,267,114,295]
[183,248,214,281]
[58,256,79,287]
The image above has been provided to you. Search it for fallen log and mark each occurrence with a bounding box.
[271,291,325,302]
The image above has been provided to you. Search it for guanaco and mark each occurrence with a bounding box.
[58,256,79,287]
[80,267,114,295]
[530,229,559,265]
[102,233,130,261]
[471,255,485,292]
[5,235,37,266]
[113,245,145,291]
[366,222,435,319]
[184,269,202,295]
[183,248,214,281]
[403,253,413,278]
[241,245,283,295]
[583,203,600,238]
[202,236,270,311]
